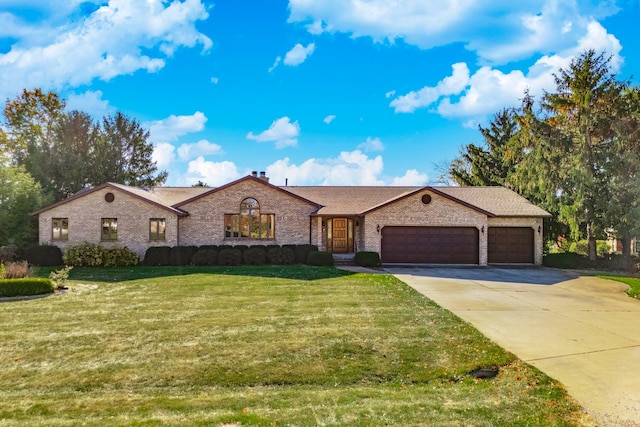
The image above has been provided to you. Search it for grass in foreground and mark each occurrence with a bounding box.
[599,275,640,299]
[1,266,588,426]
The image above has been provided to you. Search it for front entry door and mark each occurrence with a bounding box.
[332,218,348,253]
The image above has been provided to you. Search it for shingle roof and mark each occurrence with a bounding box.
[147,186,212,206]
[31,178,550,219]
[282,186,420,215]
[435,186,551,217]
[282,185,551,217]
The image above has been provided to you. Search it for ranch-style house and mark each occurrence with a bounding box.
[32,172,551,265]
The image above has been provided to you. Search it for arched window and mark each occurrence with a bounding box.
[225,198,275,239]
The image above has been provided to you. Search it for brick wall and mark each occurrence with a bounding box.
[359,189,543,265]
[37,187,179,257]
[178,179,319,246]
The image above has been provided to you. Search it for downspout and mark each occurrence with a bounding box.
[309,216,313,245]
[177,215,181,246]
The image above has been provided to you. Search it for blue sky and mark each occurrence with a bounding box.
[1,0,638,187]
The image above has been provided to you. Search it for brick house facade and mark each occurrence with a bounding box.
[32,174,551,265]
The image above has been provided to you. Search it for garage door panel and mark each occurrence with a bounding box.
[381,226,479,264]
[488,227,534,264]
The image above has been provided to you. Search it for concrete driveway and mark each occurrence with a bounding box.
[385,266,640,426]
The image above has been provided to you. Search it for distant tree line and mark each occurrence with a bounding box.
[0,88,167,247]
[445,50,640,260]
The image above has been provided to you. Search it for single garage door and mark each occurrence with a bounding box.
[381,226,479,264]
[488,227,534,264]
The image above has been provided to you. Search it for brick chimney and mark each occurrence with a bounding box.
[259,171,269,183]
[251,171,258,178]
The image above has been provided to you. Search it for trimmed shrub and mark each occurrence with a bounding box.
[103,247,139,267]
[170,246,197,266]
[199,245,219,251]
[354,251,381,267]
[543,252,587,269]
[295,244,319,264]
[63,242,105,267]
[306,251,334,267]
[243,247,266,265]
[23,245,63,267]
[0,278,54,298]
[0,261,30,279]
[143,246,171,266]
[233,245,249,256]
[218,248,242,266]
[191,248,219,266]
[267,246,295,265]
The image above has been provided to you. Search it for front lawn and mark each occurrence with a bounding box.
[599,275,640,299]
[1,266,588,426]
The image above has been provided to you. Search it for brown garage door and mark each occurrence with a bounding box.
[488,227,534,263]
[381,226,479,264]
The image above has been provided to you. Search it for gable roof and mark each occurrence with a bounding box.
[282,186,420,216]
[174,175,323,209]
[284,185,551,218]
[30,183,192,217]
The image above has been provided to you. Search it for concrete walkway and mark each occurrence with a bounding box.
[385,266,640,426]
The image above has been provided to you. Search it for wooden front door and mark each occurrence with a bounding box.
[332,218,348,253]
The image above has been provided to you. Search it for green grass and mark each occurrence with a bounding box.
[599,275,640,299]
[1,266,588,426]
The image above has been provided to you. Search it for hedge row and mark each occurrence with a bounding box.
[354,251,381,267]
[62,242,139,267]
[0,278,54,298]
[143,244,322,266]
[544,253,639,271]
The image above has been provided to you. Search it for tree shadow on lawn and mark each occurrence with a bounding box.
[37,265,356,283]
[385,265,579,286]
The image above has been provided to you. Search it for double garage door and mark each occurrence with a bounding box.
[381,226,533,264]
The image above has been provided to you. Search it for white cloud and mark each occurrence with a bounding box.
[358,136,384,152]
[65,90,115,118]
[265,150,426,186]
[152,142,176,168]
[177,139,223,161]
[149,111,209,167]
[185,157,240,186]
[385,90,396,99]
[283,42,316,66]
[575,21,623,72]
[288,1,620,65]
[268,56,281,72]
[0,0,212,101]
[269,42,315,72]
[267,150,384,186]
[391,169,428,185]
[390,62,470,113]
[390,21,623,119]
[323,114,336,124]
[210,76,219,84]
[247,116,300,149]
[148,111,208,142]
